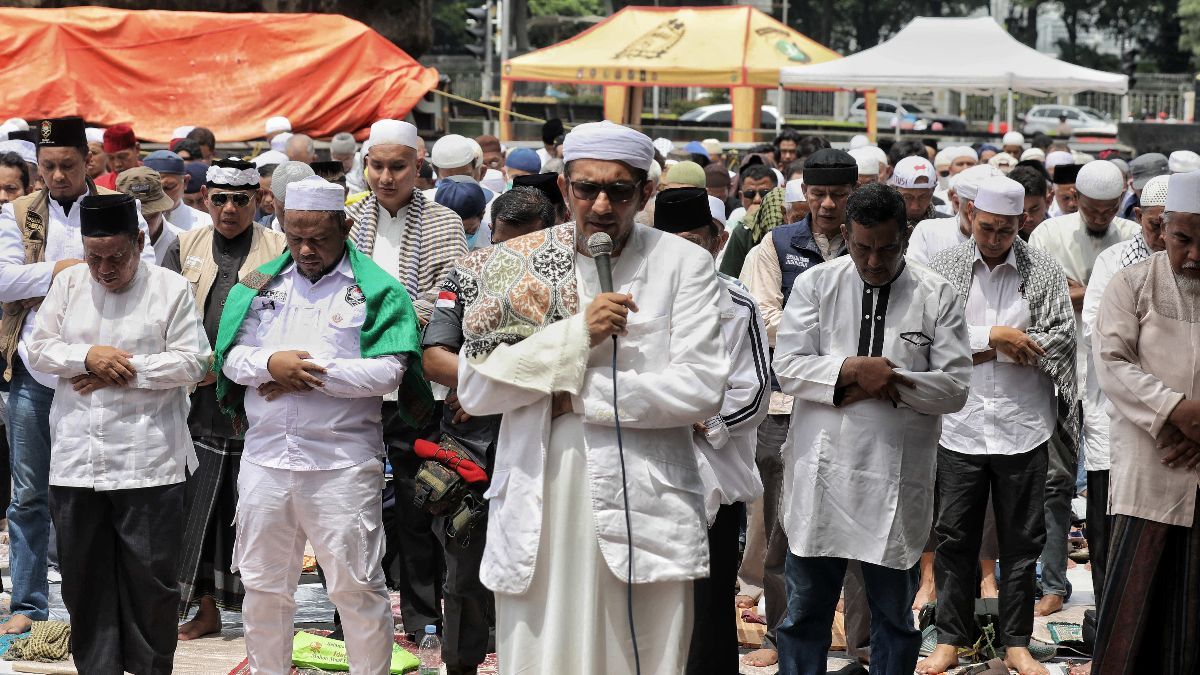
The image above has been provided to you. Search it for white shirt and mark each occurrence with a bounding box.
[940,249,1056,456]
[694,275,770,523]
[933,187,954,215]
[27,263,210,490]
[222,255,408,471]
[773,256,971,569]
[0,191,157,388]
[167,201,213,232]
[368,202,409,284]
[152,219,184,267]
[907,215,969,265]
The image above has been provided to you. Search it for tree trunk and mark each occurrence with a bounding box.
[512,0,530,53]
[1063,8,1078,62]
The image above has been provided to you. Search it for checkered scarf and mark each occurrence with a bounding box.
[930,237,1079,447]
[347,188,467,321]
[1119,231,1152,269]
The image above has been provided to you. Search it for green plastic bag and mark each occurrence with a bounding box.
[291,631,421,673]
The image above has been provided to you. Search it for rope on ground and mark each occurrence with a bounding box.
[4,621,71,662]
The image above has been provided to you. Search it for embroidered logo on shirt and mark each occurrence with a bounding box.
[344,285,366,306]
[435,290,457,308]
[784,254,811,269]
[183,255,203,271]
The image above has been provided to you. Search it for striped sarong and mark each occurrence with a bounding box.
[176,436,245,616]
[1092,492,1200,675]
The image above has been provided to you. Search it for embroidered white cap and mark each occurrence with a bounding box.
[973,176,1026,216]
[363,119,419,154]
[889,155,937,190]
[1140,174,1170,208]
[431,134,476,169]
[1075,159,1126,200]
[265,116,292,135]
[286,175,346,212]
[1169,150,1200,174]
[1165,171,1200,214]
[950,164,1004,202]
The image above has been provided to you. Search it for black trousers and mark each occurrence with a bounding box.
[50,483,184,675]
[383,402,445,637]
[933,444,1047,647]
[433,508,494,672]
[1086,469,1111,601]
[687,503,741,675]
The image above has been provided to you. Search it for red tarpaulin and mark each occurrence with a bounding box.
[0,6,439,142]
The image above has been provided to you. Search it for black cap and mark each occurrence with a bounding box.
[653,187,712,233]
[542,118,564,145]
[512,172,563,206]
[36,117,86,149]
[79,194,138,238]
[309,160,345,179]
[802,148,858,186]
[1052,163,1081,185]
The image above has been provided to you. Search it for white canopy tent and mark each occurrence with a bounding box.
[779,16,1129,136]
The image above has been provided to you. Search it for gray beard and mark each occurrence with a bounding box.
[1175,273,1200,295]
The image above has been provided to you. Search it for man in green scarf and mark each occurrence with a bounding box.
[212,176,431,674]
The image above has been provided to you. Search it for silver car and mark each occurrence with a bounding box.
[1021,104,1117,135]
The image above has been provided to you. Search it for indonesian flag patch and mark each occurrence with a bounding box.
[436,290,457,308]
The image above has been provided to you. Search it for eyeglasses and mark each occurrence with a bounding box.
[568,180,642,204]
[209,192,252,208]
[740,189,772,200]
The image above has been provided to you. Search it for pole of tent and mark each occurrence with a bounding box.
[776,85,784,134]
[1006,89,1014,135]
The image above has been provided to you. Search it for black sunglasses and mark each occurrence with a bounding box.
[568,180,642,204]
[209,192,252,208]
[741,189,772,200]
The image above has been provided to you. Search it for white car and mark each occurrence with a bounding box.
[1021,104,1117,136]
[846,98,968,133]
[679,104,780,127]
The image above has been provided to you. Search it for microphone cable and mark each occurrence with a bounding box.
[611,333,641,675]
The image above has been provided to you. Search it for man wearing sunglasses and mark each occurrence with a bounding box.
[456,120,729,674]
[160,157,286,641]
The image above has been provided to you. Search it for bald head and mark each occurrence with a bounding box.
[286,134,316,163]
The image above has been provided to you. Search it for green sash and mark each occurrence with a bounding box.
[213,244,433,432]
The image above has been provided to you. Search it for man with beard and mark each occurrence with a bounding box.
[1089,170,1200,674]
[1029,159,1138,616]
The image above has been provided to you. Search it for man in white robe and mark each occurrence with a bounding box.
[456,121,730,674]
[1029,159,1138,616]
[28,193,210,673]
[772,183,971,675]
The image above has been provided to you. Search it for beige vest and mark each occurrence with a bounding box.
[177,224,285,316]
[1,181,116,381]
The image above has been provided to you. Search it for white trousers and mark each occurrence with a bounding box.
[233,459,393,675]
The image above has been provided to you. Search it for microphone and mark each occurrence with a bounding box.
[587,232,615,294]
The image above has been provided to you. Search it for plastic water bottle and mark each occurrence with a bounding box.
[417,624,442,675]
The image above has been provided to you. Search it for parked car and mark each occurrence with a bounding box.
[846,98,968,133]
[1021,104,1117,136]
[679,104,779,128]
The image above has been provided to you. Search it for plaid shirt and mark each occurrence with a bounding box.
[347,188,467,322]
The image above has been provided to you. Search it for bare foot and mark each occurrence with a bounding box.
[1068,662,1092,675]
[742,647,778,667]
[735,593,757,609]
[980,573,999,599]
[1005,646,1050,675]
[913,581,937,611]
[916,644,959,674]
[0,615,32,634]
[1034,594,1064,616]
[178,597,222,641]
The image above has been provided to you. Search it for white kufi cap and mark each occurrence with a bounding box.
[848,147,880,176]
[950,164,1003,202]
[1002,131,1025,146]
[1075,159,1125,200]
[1021,148,1046,162]
[1140,174,1170,208]
[481,168,506,194]
[431,134,476,169]
[973,176,1025,216]
[652,137,674,158]
[0,140,36,165]
[269,132,292,153]
[1165,171,1200,214]
[1169,150,1200,174]
[1045,151,1075,171]
[364,119,418,154]
[562,121,654,172]
[708,195,727,226]
[84,127,105,145]
[784,178,805,204]
[286,176,346,212]
[849,134,870,150]
[265,116,292,135]
[252,150,289,168]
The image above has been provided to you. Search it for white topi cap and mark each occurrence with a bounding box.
[1075,160,1126,200]
[285,175,346,212]
[784,178,805,204]
[431,134,476,169]
[973,176,1026,217]
[1165,171,1200,214]
[265,116,292,136]
[363,119,419,154]
[1169,150,1200,174]
[1139,174,1170,208]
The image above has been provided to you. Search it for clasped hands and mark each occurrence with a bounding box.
[835,356,915,407]
[974,326,1046,367]
[1161,400,1200,471]
[71,345,137,394]
[258,350,327,401]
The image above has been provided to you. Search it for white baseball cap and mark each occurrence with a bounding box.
[889,155,937,189]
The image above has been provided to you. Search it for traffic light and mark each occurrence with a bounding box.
[1122,48,1139,89]
[466,4,490,58]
